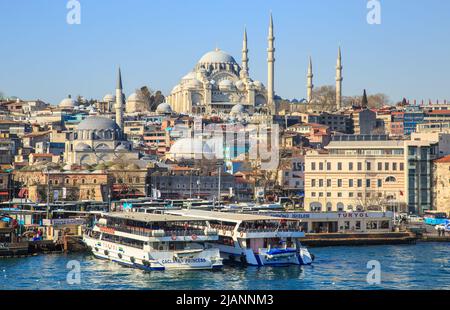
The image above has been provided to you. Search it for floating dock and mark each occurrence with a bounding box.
[301,232,418,247]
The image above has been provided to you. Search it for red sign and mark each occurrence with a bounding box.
[99,226,115,235]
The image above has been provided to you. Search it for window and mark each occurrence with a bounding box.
[377,179,382,187]
[319,162,324,171]
[338,179,343,187]
[393,163,397,171]
[349,179,354,187]
[327,192,331,197]
[400,163,404,171]
[366,179,371,188]
[385,163,389,170]
[357,179,362,187]
[366,162,371,171]
[337,192,342,197]
[349,192,354,197]
[327,179,332,187]
[311,162,316,170]
[327,162,331,171]
[385,176,396,183]
[357,162,362,171]
[337,162,342,171]
[349,162,354,171]
[311,179,316,187]
[378,162,382,171]
[311,192,316,197]
[319,179,324,187]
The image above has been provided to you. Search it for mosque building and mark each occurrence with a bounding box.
[167,15,277,116]
[64,68,139,166]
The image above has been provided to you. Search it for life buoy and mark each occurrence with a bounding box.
[171,234,177,241]
[191,234,198,241]
[240,231,244,237]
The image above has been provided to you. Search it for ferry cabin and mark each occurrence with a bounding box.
[166,210,313,266]
[83,213,223,270]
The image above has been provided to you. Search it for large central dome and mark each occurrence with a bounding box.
[198,48,237,65]
[77,116,120,131]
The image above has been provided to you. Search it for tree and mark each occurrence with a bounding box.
[311,85,337,111]
[136,86,166,111]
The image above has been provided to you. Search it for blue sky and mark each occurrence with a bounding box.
[0,0,449,104]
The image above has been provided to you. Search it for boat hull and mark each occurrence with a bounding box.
[213,244,313,266]
[83,236,223,271]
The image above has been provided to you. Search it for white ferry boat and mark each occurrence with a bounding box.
[166,210,313,266]
[83,212,223,271]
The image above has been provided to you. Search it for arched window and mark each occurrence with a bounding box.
[385,176,396,183]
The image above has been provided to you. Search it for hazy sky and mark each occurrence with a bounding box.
[1,0,449,104]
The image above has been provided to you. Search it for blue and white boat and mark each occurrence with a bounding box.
[166,210,314,266]
[83,212,223,271]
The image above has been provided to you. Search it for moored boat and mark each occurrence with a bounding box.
[83,212,223,270]
[166,210,314,266]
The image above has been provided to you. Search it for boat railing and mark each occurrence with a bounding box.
[99,224,207,238]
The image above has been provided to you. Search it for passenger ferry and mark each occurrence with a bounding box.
[83,212,223,270]
[166,210,313,266]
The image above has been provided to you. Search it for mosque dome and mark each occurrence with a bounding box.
[103,94,116,102]
[59,95,77,108]
[218,79,234,91]
[156,102,173,114]
[235,80,245,91]
[127,93,145,102]
[78,116,120,131]
[187,79,203,89]
[230,103,246,116]
[168,137,214,160]
[182,72,197,80]
[198,48,237,65]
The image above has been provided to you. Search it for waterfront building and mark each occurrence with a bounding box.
[432,155,450,216]
[266,211,393,234]
[304,139,407,212]
[405,140,438,214]
[13,169,109,202]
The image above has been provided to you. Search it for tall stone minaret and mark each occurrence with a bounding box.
[241,27,249,78]
[336,47,343,110]
[115,67,124,130]
[307,57,314,103]
[267,13,275,113]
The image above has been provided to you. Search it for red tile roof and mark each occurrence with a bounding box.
[435,155,450,163]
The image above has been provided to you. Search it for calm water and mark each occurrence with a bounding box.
[0,243,449,290]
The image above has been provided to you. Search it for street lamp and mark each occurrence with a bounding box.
[216,162,223,208]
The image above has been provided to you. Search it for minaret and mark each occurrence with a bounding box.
[307,57,314,103]
[241,27,249,77]
[115,67,124,130]
[336,47,343,110]
[267,13,275,113]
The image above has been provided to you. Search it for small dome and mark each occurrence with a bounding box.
[168,138,214,160]
[156,102,173,114]
[75,143,92,151]
[218,79,234,91]
[59,96,77,108]
[253,81,264,89]
[103,94,116,102]
[198,48,237,65]
[235,80,245,91]
[127,93,145,102]
[182,72,197,80]
[230,104,246,116]
[78,116,120,131]
[187,79,203,89]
